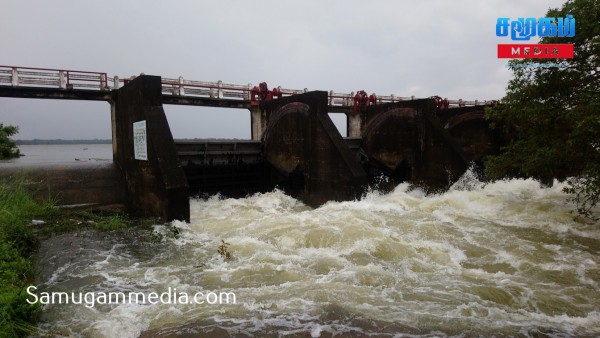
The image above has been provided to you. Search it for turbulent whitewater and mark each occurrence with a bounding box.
[34,174,600,337]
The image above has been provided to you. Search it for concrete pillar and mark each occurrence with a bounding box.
[346,112,362,137]
[113,75,190,222]
[250,106,262,141]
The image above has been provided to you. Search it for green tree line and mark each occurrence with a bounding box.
[485,0,600,218]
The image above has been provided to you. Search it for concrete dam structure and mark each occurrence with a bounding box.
[0,66,497,222]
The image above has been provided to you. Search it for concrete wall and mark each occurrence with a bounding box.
[0,163,126,209]
[261,91,367,207]
[436,106,498,162]
[113,75,190,222]
[361,99,470,189]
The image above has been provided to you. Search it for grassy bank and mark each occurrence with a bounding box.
[0,175,155,337]
[0,176,50,336]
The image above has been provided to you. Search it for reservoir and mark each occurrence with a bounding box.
[0,144,112,166]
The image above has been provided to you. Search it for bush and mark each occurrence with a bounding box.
[0,123,21,160]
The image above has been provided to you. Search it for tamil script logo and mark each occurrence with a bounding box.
[496,15,575,59]
[496,15,575,40]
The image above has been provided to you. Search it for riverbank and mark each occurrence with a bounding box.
[0,175,157,337]
[0,175,46,336]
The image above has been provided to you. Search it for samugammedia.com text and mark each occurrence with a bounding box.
[26,285,237,308]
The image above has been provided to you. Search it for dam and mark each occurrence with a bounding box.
[0,65,497,222]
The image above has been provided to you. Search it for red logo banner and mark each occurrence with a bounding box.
[497,44,574,58]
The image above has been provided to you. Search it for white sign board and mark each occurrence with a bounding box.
[133,120,148,160]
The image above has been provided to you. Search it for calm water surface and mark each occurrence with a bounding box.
[0,144,112,166]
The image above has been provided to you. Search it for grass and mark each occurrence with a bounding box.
[151,225,182,243]
[0,175,48,337]
[0,174,158,337]
[33,210,134,237]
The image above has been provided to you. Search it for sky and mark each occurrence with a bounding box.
[0,0,567,140]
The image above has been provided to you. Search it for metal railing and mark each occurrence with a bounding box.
[0,65,492,107]
[159,77,252,100]
[0,65,108,91]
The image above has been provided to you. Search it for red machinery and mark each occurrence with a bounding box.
[353,90,378,111]
[432,95,450,110]
[368,93,377,106]
[251,82,282,106]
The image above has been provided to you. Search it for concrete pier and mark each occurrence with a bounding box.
[346,111,362,138]
[260,91,367,207]
[112,75,190,222]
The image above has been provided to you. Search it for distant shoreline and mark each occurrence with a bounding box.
[15,138,248,145]
[16,139,112,145]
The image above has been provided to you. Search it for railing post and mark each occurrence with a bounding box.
[114,76,120,89]
[459,99,464,107]
[304,88,308,93]
[217,80,223,99]
[411,95,415,100]
[474,100,479,106]
[348,92,354,106]
[11,67,18,86]
[100,73,108,90]
[59,71,67,89]
[247,83,252,100]
[390,94,395,102]
[178,76,185,96]
[329,90,333,105]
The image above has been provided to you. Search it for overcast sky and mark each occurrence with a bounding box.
[0,0,566,140]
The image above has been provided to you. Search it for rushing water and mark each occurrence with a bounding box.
[33,172,599,337]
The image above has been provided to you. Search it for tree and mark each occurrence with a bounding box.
[0,123,21,159]
[485,0,600,218]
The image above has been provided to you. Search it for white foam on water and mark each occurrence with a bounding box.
[33,169,600,337]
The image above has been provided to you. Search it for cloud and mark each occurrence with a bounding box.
[0,0,566,139]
